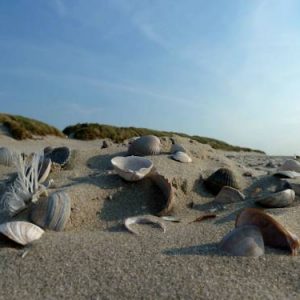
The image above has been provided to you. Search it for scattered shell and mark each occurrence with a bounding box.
[279,159,300,173]
[128,135,161,156]
[161,216,181,222]
[170,143,187,154]
[101,140,109,149]
[0,147,14,166]
[0,221,44,246]
[204,168,240,195]
[171,151,192,163]
[124,215,166,235]
[111,156,153,181]
[219,225,265,257]
[45,146,71,166]
[214,186,245,204]
[236,208,300,255]
[30,191,71,231]
[273,170,300,179]
[38,158,52,183]
[255,189,295,208]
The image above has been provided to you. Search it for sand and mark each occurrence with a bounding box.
[0,134,300,299]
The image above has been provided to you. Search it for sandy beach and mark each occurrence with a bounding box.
[0,133,300,300]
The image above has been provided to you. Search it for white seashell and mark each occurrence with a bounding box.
[255,189,295,208]
[0,147,14,166]
[0,221,44,245]
[214,186,245,204]
[38,158,52,183]
[111,156,153,181]
[161,216,181,222]
[170,144,187,154]
[124,215,166,235]
[171,151,192,163]
[128,135,161,156]
[279,159,300,172]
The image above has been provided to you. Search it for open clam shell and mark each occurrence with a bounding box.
[236,208,300,255]
[219,225,265,257]
[0,221,44,246]
[279,159,300,173]
[128,135,161,156]
[214,186,245,204]
[45,146,71,166]
[171,151,192,163]
[111,156,153,181]
[30,191,71,231]
[0,147,14,166]
[204,168,240,195]
[255,189,295,208]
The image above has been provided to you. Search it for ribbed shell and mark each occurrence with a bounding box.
[170,144,187,154]
[255,189,295,208]
[171,151,192,163]
[214,186,245,204]
[46,146,71,166]
[279,159,300,173]
[128,135,161,156]
[0,221,44,246]
[30,191,71,231]
[219,225,264,257]
[204,168,239,195]
[0,147,14,166]
[236,208,300,255]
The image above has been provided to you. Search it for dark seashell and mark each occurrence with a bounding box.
[255,189,295,208]
[236,208,300,255]
[204,168,239,195]
[0,147,14,166]
[46,146,71,166]
[128,135,161,156]
[30,191,71,231]
[43,146,53,156]
[219,225,264,257]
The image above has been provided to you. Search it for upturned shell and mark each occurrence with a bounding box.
[111,156,153,181]
[214,186,245,204]
[0,221,44,245]
[255,189,295,208]
[204,168,240,195]
[171,151,192,163]
[38,158,52,183]
[128,135,161,156]
[30,191,71,231]
[170,143,187,154]
[0,147,14,166]
[45,146,71,166]
[219,225,265,256]
[279,159,300,173]
[236,208,300,255]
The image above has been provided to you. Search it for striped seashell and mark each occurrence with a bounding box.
[45,146,71,166]
[30,191,71,231]
[0,221,44,246]
[0,147,14,166]
[219,225,264,257]
[128,135,161,156]
[171,151,192,163]
[38,158,52,183]
[214,186,245,204]
[279,159,300,173]
[255,189,295,208]
[204,168,239,195]
[170,143,187,154]
[236,208,300,255]
[111,156,153,181]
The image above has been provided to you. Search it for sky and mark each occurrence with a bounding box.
[0,0,300,155]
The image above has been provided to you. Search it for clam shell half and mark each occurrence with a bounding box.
[171,151,192,163]
[214,186,245,204]
[128,135,161,156]
[255,189,295,208]
[279,159,300,173]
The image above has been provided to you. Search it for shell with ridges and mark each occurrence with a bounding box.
[214,186,245,204]
[255,189,295,208]
[170,143,187,154]
[171,151,192,163]
[128,135,161,156]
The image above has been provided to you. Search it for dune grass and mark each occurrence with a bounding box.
[0,113,64,140]
[63,123,264,153]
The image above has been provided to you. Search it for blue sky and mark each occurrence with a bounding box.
[0,0,300,155]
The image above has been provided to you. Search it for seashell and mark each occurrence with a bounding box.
[45,146,71,166]
[214,186,245,204]
[273,170,300,179]
[170,143,187,154]
[124,215,166,235]
[128,135,161,156]
[171,151,192,163]
[279,159,300,173]
[255,189,295,208]
[148,172,174,216]
[30,191,71,231]
[38,158,52,183]
[236,208,300,255]
[219,225,264,257]
[204,168,240,195]
[0,147,14,166]
[0,221,44,246]
[111,156,153,181]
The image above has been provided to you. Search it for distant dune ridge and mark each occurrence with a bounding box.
[0,113,264,153]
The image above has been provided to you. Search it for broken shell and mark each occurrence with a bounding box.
[236,208,300,255]
[219,225,264,257]
[128,135,161,156]
[30,191,71,231]
[255,189,295,208]
[170,143,187,154]
[0,147,14,166]
[111,156,153,181]
[124,215,166,235]
[0,221,44,246]
[38,158,52,183]
[148,172,174,216]
[204,168,240,195]
[45,146,71,166]
[171,151,192,163]
[279,159,300,173]
[214,186,245,204]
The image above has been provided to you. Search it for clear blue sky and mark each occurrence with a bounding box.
[0,0,300,155]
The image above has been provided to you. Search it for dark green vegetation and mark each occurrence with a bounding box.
[63,123,264,153]
[0,113,64,140]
